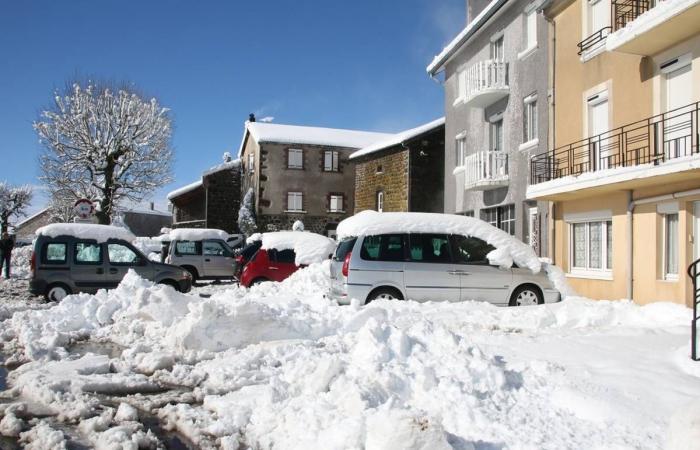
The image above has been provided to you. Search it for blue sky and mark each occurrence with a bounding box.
[0,0,464,214]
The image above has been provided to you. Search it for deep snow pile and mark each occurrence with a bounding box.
[8,245,32,279]
[1,265,699,449]
[337,211,541,272]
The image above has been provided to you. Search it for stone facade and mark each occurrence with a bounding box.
[14,209,53,240]
[355,149,409,212]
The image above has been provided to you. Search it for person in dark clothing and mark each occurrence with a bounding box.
[0,232,14,279]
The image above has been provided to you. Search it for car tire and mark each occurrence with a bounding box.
[181,266,198,284]
[158,280,180,292]
[509,284,544,307]
[45,283,71,302]
[366,287,403,304]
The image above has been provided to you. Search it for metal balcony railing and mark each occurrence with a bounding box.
[462,151,509,190]
[687,257,700,361]
[464,60,509,105]
[530,101,700,184]
[577,27,612,55]
[612,0,656,31]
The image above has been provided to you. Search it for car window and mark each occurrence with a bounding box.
[450,235,496,265]
[275,249,296,264]
[409,234,452,263]
[334,238,357,261]
[240,241,262,260]
[75,242,102,265]
[360,234,406,262]
[43,243,67,264]
[108,243,140,265]
[203,240,231,257]
[175,241,201,256]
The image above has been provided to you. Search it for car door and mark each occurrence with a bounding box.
[403,234,461,302]
[202,240,235,278]
[268,249,298,282]
[450,235,513,305]
[72,241,105,293]
[173,240,203,275]
[105,242,152,287]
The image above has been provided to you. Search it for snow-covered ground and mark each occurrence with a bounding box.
[1,259,699,449]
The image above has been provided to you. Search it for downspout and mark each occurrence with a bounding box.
[543,8,556,262]
[627,190,634,301]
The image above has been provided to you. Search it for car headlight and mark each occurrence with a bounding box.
[181,271,192,280]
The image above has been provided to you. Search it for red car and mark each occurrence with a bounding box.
[240,248,301,287]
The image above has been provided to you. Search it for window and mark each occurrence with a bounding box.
[525,8,537,49]
[75,242,102,265]
[248,153,255,174]
[408,234,452,264]
[377,191,384,212]
[524,94,538,143]
[329,194,344,213]
[360,234,406,262]
[376,165,383,174]
[288,148,304,169]
[175,241,201,256]
[457,69,467,103]
[456,136,466,166]
[334,238,357,262]
[108,244,140,265]
[451,235,496,265]
[481,205,516,235]
[43,243,67,264]
[569,219,613,274]
[203,241,231,257]
[490,119,503,152]
[270,249,296,264]
[324,150,340,172]
[287,192,303,212]
[664,213,679,279]
[588,0,609,35]
[490,35,504,61]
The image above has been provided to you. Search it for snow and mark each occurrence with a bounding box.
[239,121,392,156]
[8,245,33,279]
[36,223,135,243]
[426,0,506,75]
[249,231,336,265]
[337,210,542,272]
[19,420,67,449]
[349,117,445,160]
[168,228,229,242]
[166,180,203,200]
[606,0,700,51]
[202,159,241,177]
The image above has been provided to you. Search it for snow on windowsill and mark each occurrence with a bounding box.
[518,138,539,152]
[517,44,538,61]
[327,210,346,214]
[453,165,466,175]
[566,271,613,281]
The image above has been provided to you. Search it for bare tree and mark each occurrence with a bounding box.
[34,81,173,224]
[48,190,78,223]
[0,182,33,233]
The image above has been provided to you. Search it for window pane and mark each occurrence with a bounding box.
[276,249,296,264]
[330,195,343,212]
[75,243,102,264]
[45,243,67,263]
[666,214,679,275]
[527,10,537,46]
[288,192,302,211]
[288,149,303,169]
[606,221,613,269]
[361,235,405,262]
[203,241,226,256]
[573,223,587,268]
[108,244,139,264]
[451,235,496,264]
[589,222,602,269]
[176,241,199,256]
[409,234,451,263]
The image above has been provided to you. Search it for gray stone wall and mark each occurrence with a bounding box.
[205,166,242,234]
[442,0,550,255]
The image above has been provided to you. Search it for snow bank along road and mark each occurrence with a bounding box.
[1,262,699,449]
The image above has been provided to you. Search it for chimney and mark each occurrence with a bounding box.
[249,113,256,122]
[150,201,154,211]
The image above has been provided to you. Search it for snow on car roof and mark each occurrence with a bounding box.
[249,231,336,266]
[349,117,445,160]
[337,210,541,273]
[169,228,229,242]
[36,223,136,243]
[243,122,392,150]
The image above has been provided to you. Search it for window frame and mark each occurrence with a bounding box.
[248,152,255,174]
[359,234,408,262]
[329,193,345,213]
[450,235,496,266]
[42,242,68,265]
[174,240,202,257]
[73,241,103,266]
[287,148,304,170]
[568,219,613,277]
[323,150,340,172]
[523,94,538,144]
[107,242,143,266]
[663,212,679,280]
[408,233,453,264]
[480,205,516,236]
[287,191,304,212]
[456,134,467,166]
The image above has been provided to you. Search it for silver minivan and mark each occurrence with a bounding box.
[166,238,236,282]
[329,233,559,306]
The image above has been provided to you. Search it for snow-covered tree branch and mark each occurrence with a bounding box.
[0,182,33,233]
[34,81,174,224]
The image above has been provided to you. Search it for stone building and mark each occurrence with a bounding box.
[168,159,242,234]
[120,205,172,237]
[238,117,391,237]
[427,0,551,256]
[14,208,52,242]
[351,118,445,213]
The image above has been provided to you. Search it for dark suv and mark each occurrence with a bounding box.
[30,232,192,301]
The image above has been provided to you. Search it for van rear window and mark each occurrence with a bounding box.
[43,243,67,264]
[334,238,357,261]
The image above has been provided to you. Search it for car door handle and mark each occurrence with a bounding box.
[448,270,471,275]
[96,268,104,274]
[205,258,211,262]
[109,268,118,274]
[269,267,279,270]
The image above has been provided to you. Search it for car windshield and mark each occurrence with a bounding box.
[334,238,357,261]
[240,241,262,260]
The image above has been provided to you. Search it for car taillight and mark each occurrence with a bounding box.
[342,252,352,277]
[30,251,36,277]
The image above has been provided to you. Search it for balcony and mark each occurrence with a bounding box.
[458,151,509,191]
[528,102,700,200]
[461,60,509,108]
[607,0,700,55]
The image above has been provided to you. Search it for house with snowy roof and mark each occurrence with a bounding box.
[427,0,551,257]
[167,156,242,234]
[350,117,445,214]
[238,115,391,236]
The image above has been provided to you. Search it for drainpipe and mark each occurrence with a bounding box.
[403,142,411,212]
[627,190,634,301]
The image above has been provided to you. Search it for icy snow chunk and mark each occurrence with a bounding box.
[0,410,24,437]
[36,223,135,243]
[337,211,541,272]
[114,403,139,423]
[19,420,67,450]
[365,408,451,450]
[169,227,229,241]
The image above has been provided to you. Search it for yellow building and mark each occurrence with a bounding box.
[528,0,700,306]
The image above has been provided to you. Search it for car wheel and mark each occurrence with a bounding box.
[181,266,198,283]
[45,283,71,302]
[366,287,403,304]
[158,280,180,291]
[509,285,543,307]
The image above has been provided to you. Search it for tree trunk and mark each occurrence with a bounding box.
[1,218,7,234]
[96,154,118,225]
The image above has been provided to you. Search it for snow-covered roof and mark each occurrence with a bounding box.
[122,207,171,217]
[238,121,392,156]
[336,210,541,273]
[15,208,51,228]
[349,117,445,160]
[248,231,336,266]
[202,159,241,177]
[36,223,136,243]
[169,228,229,242]
[167,180,203,200]
[427,0,507,75]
